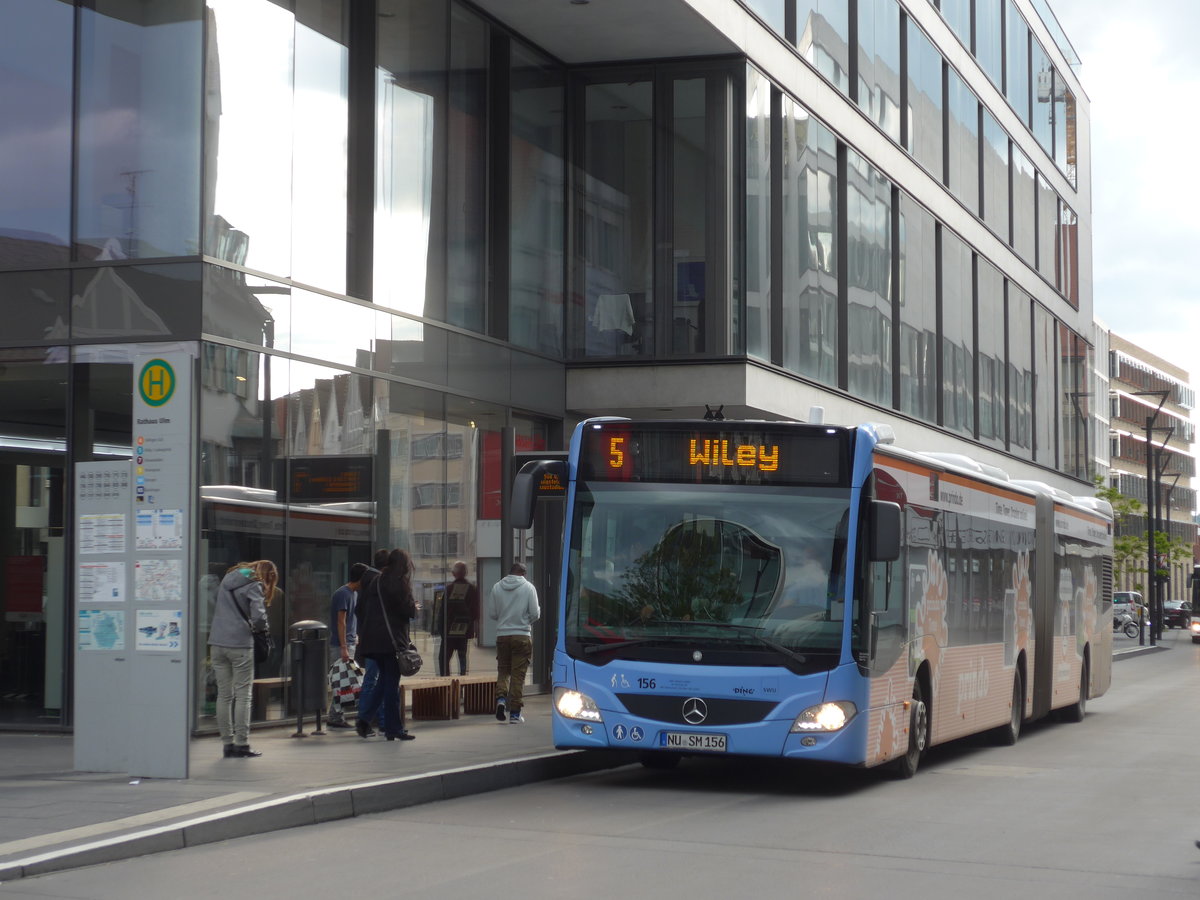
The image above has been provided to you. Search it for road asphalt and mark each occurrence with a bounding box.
[0,631,1174,883]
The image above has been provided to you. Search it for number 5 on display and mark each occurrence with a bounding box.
[608,436,625,469]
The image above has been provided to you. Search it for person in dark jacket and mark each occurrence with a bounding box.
[355,548,417,741]
[208,560,276,758]
[352,549,389,736]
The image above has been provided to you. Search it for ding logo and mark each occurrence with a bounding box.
[138,359,176,408]
[682,697,708,725]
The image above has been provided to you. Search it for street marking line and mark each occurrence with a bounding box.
[0,792,264,857]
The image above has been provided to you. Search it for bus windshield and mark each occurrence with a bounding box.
[565,481,852,664]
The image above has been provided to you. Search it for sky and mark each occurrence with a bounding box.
[1050,0,1200,380]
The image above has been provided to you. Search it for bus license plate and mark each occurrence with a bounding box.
[661,732,727,752]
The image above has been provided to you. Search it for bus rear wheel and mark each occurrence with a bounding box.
[1060,660,1088,723]
[891,683,928,779]
[993,671,1023,746]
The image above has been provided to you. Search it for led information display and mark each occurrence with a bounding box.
[578,423,847,486]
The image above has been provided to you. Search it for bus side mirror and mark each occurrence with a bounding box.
[869,500,901,562]
[511,459,568,530]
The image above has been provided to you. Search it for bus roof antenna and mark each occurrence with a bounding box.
[807,405,825,425]
[703,404,725,421]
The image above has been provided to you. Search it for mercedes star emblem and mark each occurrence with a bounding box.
[682,697,708,725]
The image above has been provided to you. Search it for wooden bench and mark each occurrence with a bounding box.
[402,676,457,720]
[457,675,497,716]
[251,677,288,720]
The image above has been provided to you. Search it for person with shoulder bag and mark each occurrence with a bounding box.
[208,560,276,759]
[355,548,418,741]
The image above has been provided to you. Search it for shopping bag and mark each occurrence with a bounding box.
[328,658,364,707]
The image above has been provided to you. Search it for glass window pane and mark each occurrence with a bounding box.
[290,290,377,370]
[447,332,510,404]
[977,258,1005,448]
[1059,325,1090,480]
[292,0,348,294]
[509,43,565,357]
[0,270,70,344]
[1007,287,1032,455]
[744,0,787,36]
[1032,302,1055,465]
[375,0,446,318]
[205,0,294,276]
[898,194,936,422]
[981,110,1009,240]
[781,97,838,384]
[940,0,972,47]
[744,69,772,362]
[976,0,1003,86]
[78,0,202,261]
[380,316,449,387]
[856,0,901,142]
[797,0,851,95]
[671,77,709,356]
[846,149,892,407]
[1011,145,1035,263]
[1036,173,1057,282]
[1059,202,1078,307]
[576,79,654,359]
[446,4,487,333]
[906,21,943,179]
[1005,0,1030,123]
[0,351,68,725]
[940,228,974,436]
[0,0,73,268]
[204,268,291,351]
[71,263,202,340]
[947,69,979,213]
[1031,40,1053,156]
[1054,75,1077,187]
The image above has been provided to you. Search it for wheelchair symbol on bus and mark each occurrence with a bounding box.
[629,726,644,742]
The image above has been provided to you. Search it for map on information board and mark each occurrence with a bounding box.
[78,609,126,651]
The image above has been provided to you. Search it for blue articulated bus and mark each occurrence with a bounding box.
[513,418,1113,777]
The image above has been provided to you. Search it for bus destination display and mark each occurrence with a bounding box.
[578,423,846,486]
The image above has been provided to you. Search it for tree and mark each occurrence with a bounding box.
[1094,477,1192,592]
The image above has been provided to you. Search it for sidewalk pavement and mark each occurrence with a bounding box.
[0,693,633,883]
[0,630,1183,883]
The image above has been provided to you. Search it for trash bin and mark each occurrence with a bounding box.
[288,619,328,717]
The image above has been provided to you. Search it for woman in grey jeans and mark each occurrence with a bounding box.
[208,560,276,758]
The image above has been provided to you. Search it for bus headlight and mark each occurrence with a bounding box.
[1190,621,1200,634]
[791,701,857,733]
[555,687,603,722]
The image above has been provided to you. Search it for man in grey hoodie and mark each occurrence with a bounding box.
[488,562,540,724]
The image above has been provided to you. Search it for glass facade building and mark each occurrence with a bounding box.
[0,0,1095,736]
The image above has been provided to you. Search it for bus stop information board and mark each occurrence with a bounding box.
[74,351,193,779]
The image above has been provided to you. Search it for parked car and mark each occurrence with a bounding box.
[1112,591,1147,622]
[1164,600,1192,628]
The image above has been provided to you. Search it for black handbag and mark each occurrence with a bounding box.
[396,645,423,677]
[251,629,274,665]
[235,589,272,664]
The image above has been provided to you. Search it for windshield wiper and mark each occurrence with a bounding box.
[678,621,810,667]
[581,635,689,655]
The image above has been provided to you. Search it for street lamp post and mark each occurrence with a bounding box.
[1135,390,1171,646]
[1151,458,1177,641]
